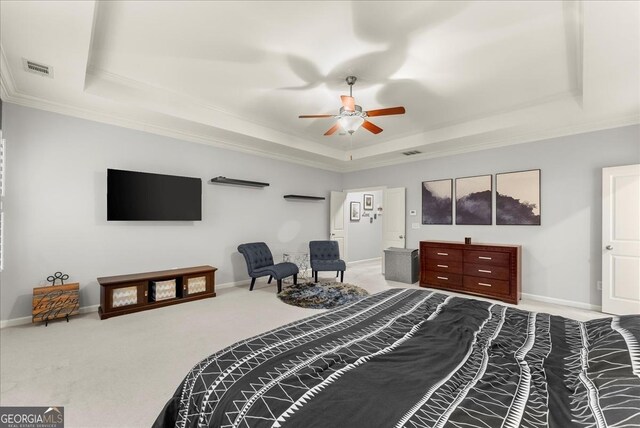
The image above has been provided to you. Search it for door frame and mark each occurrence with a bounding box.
[602,164,640,315]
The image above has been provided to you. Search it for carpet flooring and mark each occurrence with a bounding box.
[0,260,606,427]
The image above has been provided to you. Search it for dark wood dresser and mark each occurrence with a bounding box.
[420,241,521,304]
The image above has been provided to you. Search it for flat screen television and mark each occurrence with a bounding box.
[107,169,202,221]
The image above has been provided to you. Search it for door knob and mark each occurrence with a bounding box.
[399,235,404,239]
[606,245,613,250]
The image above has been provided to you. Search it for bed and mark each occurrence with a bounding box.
[154,289,640,428]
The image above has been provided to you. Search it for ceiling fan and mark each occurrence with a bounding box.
[298,76,406,136]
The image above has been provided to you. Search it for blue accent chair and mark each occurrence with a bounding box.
[309,240,346,283]
[237,242,298,293]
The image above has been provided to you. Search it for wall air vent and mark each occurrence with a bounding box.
[402,150,422,156]
[22,59,53,78]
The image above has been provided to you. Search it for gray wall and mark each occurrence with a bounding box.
[0,104,341,320]
[344,190,383,262]
[1,102,637,320]
[343,125,640,307]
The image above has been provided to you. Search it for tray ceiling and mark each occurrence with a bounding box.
[1,1,638,171]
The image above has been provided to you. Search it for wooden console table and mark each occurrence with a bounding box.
[97,265,216,319]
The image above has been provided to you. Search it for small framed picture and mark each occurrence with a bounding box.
[350,202,361,221]
[363,194,374,210]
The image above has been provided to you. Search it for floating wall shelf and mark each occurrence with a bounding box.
[209,176,269,187]
[283,194,326,201]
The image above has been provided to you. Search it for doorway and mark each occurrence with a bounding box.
[343,189,384,263]
[329,187,406,271]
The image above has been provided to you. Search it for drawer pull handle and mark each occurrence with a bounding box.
[478,256,492,260]
[437,252,449,256]
[478,282,492,287]
[437,276,448,280]
[478,269,492,273]
[437,264,448,268]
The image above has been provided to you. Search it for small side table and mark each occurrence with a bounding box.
[283,252,310,280]
[32,283,80,326]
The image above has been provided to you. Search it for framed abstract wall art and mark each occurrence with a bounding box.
[422,179,453,224]
[455,174,492,225]
[496,169,541,225]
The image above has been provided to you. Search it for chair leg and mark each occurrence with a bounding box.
[315,271,318,283]
[336,271,339,277]
[250,277,256,291]
[340,271,344,283]
[268,275,272,284]
[277,279,282,293]
[293,274,297,285]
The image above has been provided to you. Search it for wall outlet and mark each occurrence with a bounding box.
[596,280,602,291]
[412,222,420,229]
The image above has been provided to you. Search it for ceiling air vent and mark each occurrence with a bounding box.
[22,59,53,78]
[402,150,422,156]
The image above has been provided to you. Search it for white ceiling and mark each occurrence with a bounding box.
[1,1,638,172]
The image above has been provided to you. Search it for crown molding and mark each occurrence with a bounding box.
[0,46,18,98]
[3,89,345,172]
[88,66,260,127]
[85,66,345,160]
[4,86,638,174]
[3,53,638,174]
[341,113,640,173]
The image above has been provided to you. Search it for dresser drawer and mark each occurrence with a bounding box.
[464,276,510,295]
[425,259,463,274]
[424,247,463,262]
[464,250,510,266]
[421,241,520,305]
[423,270,463,288]
[463,263,510,280]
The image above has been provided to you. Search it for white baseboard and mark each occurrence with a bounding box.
[347,257,382,266]
[521,293,602,312]
[1,288,599,327]
[1,304,100,329]
[216,279,251,290]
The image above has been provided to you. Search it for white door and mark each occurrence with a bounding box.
[330,191,347,259]
[382,187,406,273]
[602,164,640,315]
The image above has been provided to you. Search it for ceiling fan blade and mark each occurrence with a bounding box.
[324,123,341,136]
[341,95,355,111]
[362,120,383,134]
[298,114,334,118]
[365,106,406,117]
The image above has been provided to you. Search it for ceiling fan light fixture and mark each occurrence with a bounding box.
[299,75,405,136]
[339,115,364,134]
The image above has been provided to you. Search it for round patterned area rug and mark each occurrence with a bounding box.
[277,282,369,309]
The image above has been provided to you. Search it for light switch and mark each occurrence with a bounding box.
[409,210,417,216]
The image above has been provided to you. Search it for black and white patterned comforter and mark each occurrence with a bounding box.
[154,289,640,428]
